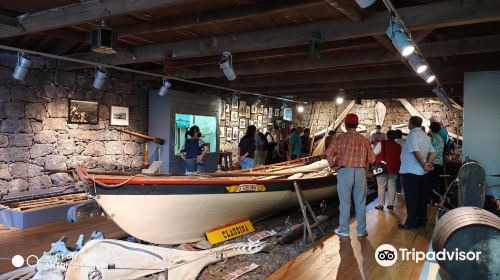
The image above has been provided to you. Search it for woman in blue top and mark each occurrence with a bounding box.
[180,125,207,174]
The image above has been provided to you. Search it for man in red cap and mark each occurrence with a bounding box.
[325,113,375,237]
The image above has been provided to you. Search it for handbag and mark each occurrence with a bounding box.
[372,141,387,176]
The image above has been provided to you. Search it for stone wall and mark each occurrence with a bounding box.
[295,98,463,138]
[0,53,148,194]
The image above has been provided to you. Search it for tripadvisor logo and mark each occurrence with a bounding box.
[375,244,482,267]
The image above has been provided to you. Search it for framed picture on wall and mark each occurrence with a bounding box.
[251,105,257,114]
[220,120,226,127]
[109,105,129,126]
[259,105,264,114]
[239,130,244,141]
[68,99,99,124]
[239,119,246,128]
[245,106,251,118]
[274,108,280,117]
[232,127,239,140]
[231,97,238,109]
[249,120,254,126]
[268,108,273,118]
[238,101,246,116]
[264,108,268,116]
[220,110,225,120]
[257,115,263,127]
[231,111,238,122]
[220,127,225,138]
[226,127,232,140]
[225,104,230,113]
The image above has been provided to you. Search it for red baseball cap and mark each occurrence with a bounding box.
[345,113,359,124]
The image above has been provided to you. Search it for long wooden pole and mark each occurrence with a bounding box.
[117,129,165,144]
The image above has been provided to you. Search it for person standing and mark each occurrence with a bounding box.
[399,116,436,230]
[253,129,266,167]
[239,125,257,169]
[370,125,386,146]
[288,126,303,160]
[326,113,375,237]
[300,128,311,156]
[373,130,402,210]
[264,124,277,165]
[394,129,405,194]
[427,122,445,204]
[180,125,207,174]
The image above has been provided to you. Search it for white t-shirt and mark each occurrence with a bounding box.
[400,128,435,175]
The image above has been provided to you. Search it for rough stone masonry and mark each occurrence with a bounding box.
[0,53,148,194]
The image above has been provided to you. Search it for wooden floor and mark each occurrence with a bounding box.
[268,195,436,280]
[0,216,126,273]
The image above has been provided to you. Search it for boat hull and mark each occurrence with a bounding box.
[91,175,337,244]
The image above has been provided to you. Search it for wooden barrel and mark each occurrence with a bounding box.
[432,207,500,280]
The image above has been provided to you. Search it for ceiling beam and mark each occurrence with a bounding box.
[59,0,500,69]
[108,0,324,41]
[0,0,196,39]
[323,0,362,22]
[173,34,500,79]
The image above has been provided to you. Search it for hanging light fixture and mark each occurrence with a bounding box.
[419,70,436,84]
[93,66,108,90]
[355,0,376,8]
[219,51,237,81]
[336,89,345,105]
[432,85,453,110]
[408,53,428,74]
[297,104,305,113]
[157,79,171,97]
[386,18,415,57]
[12,53,32,81]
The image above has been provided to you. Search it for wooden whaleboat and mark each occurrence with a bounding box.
[76,156,337,244]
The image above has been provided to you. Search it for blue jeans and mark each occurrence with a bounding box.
[185,158,204,173]
[336,167,367,234]
[240,157,254,169]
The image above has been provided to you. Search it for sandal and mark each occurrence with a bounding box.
[387,205,394,210]
[375,205,384,210]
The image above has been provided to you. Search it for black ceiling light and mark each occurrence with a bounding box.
[91,15,116,54]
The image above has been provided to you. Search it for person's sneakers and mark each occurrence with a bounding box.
[375,205,384,210]
[357,231,368,237]
[334,229,350,237]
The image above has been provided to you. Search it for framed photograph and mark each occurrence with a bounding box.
[245,106,251,118]
[231,97,238,109]
[259,105,264,114]
[220,101,226,120]
[254,119,258,126]
[68,99,99,124]
[239,119,246,128]
[239,130,244,141]
[251,105,257,114]
[257,115,263,127]
[264,108,268,116]
[109,105,129,126]
[249,120,254,126]
[231,111,238,122]
[226,127,232,140]
[225,104,230,113]
[232,127,239,140]
[220,137,226,144]
[274,108,280,117]
[268,108,273,118]
[220,127,225,138]
[238,101,246,116]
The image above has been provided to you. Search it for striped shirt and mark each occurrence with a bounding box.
[325,131,375,168]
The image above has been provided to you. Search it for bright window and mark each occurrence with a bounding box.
[175,113,217,154]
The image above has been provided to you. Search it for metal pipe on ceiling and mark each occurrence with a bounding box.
[0,44,306,104]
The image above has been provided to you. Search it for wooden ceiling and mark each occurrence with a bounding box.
[1,0,500,102]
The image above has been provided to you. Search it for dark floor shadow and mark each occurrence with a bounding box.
[336,238,362,280]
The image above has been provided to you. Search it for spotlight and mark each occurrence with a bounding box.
[93,66,107,90]
[158,79,171,96]
[355,0,376,8]
[408,54,428,74]
[386,18,415,57]
[219,51,236,81]
[12,53,32,81]
[419,70,436,84]
[336,89,345,105]
[297,105,305,113]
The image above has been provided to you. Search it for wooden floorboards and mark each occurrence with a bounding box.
[268,195,436,280]
[0,216,127,273]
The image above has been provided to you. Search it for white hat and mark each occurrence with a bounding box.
[430,116,441,123]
